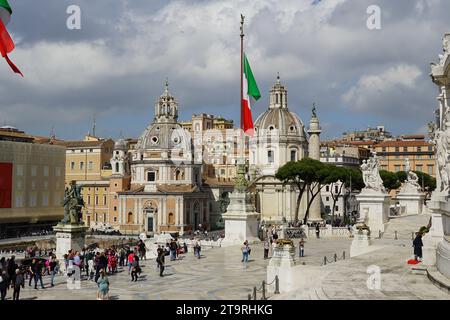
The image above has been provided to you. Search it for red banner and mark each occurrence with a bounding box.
[0,162,12,208]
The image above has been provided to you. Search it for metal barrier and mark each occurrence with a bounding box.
[377,230,416,241]
[248,275,280,300]
[322,251,346,266]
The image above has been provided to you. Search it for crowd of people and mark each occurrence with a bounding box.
[0,234,219,300]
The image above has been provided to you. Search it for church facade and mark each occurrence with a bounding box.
[111,83,212,235]
[248,76,322,224]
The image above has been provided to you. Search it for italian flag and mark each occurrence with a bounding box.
[242,53,260,136]
[0,0,23,76]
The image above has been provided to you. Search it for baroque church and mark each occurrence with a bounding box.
[248,75,322,224]
[109,82,213,235]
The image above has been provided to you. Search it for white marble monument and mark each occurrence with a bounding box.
[397,158,425,215]
[426,32,450,280]
[356,154,390,234]
[267,239,296,294]
[221,163,261,247]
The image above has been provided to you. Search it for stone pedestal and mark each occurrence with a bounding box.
[356,191,390,234]
[397,191,425,216]
[267,241,296,294]
[423,195,445,266]
[221,191,260,247]
[350,228,373,257]
[53,223,88,272]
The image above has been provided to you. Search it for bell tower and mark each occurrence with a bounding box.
[154,80,178,123]
[269,74,288,109]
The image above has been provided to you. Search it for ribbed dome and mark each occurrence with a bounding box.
[136,81,190,152]
[137,122,189,151]
[254,108,305,137]
[254,76,306,138]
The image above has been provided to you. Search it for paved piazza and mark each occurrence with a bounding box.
[13,238,351,300]
[2,215,447,300]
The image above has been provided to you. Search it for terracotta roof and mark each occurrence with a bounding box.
[0,129,35,142]
[374,140,432,147]
[157,184,197,193]
[401,135,425,140]
[54,140,108,148]
[131,185,145,192]
[203,177,235,187]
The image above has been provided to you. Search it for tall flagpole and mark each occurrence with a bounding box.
[239,14,245,166]
[240,14,244,132]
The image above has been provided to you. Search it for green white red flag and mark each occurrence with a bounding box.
[0,0,23,76]
[242,53,260,136]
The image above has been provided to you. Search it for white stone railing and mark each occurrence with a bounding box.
[305,225,351,238]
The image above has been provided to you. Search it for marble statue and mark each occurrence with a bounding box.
[400,158,421,193]
[434,130,450,193]
[61,180,84,225]
[360,154,386,193]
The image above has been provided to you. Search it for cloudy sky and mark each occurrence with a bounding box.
[0,0,448,140]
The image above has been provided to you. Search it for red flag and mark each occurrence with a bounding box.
[0,18,23,76]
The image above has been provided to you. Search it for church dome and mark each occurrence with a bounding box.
[254,76,306,138]
[136,81,191,152]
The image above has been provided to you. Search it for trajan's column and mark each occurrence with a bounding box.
[307,104,323,222]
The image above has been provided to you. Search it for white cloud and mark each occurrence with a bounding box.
[342,64,423,112]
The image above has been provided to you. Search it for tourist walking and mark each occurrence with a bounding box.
[0,270,9,300]
[263,239,269,259]
[299,238,305,257]
[315,224,320,239]
[13,269,24,300]
[138,240,146,261]
[127,250,135,274]
[169,239,177,261]
[413,232,424,261]
[48,255,58,287]
[97,270,110,300]
[241,241,250,263]
[33,260,45,289]
[130,256,140,282]
[156,250,165,277]
[7,255,17,287]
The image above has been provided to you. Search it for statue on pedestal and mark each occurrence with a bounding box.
[60,180,84,225]
[401,158,421,193]
[360,154,386,193]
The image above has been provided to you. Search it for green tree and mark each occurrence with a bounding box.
[327,166,349,225]
[379,170,401,191]
[328,167,365,225]
[413,171,436,192]
[275,160,309,223]
[275,158,336,223]
[395,171,407,183]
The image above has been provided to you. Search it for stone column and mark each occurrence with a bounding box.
[307,109,322,223]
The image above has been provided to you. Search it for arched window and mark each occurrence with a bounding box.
[275,93,279,104]
[115,162,119,173]
[290,149,297,162]
[268,150,274,164]
[280,93,283,105]
[175,170,181,181]
[127,212,133,223]
[168,212,175,225]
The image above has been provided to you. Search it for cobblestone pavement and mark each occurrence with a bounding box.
[6,214,446,300]
[274,214,450,300]
[8,237,352,300]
